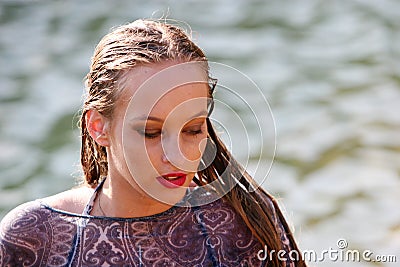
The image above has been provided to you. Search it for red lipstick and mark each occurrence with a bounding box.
[156,172,187,189]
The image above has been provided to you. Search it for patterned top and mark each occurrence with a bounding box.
[0,187,295,266]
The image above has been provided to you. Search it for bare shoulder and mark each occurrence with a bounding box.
[40,185,95,214]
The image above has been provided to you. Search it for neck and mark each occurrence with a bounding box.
[97,175,174,218]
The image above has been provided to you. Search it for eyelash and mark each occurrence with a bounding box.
[135,129,159,139]
[184,129,203,137]
[137,128,204,139]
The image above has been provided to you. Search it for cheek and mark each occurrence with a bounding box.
[122,136,161,176]
[145,142,163,165]
[180,134,208,161]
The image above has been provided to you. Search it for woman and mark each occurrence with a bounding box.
[0,19,306,266]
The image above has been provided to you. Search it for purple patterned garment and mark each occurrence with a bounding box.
[0,188,295,266]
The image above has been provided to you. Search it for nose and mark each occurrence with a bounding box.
[161,133,198,172]
[160,132,203,172]
[161,133,182,165]
[161,153,169,163]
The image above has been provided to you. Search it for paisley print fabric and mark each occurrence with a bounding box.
[0,188,295,266]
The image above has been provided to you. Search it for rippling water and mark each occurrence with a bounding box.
[1,1,399,266]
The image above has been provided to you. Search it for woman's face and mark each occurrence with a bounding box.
[107,61,209,204]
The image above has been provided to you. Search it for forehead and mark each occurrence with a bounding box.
[120,61,208,99]
[118,61,209,118]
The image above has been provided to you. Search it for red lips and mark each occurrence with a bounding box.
[156,172,187,188]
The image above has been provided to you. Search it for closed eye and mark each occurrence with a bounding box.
[182,119,206,137]
[183,128,203,136]
[136,129,161,139]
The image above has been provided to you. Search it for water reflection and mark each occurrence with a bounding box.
[0,1,399,265]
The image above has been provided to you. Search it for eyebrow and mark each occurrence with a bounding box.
[132,110,209,122]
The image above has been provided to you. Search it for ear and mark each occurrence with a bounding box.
[86,109,110,147]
